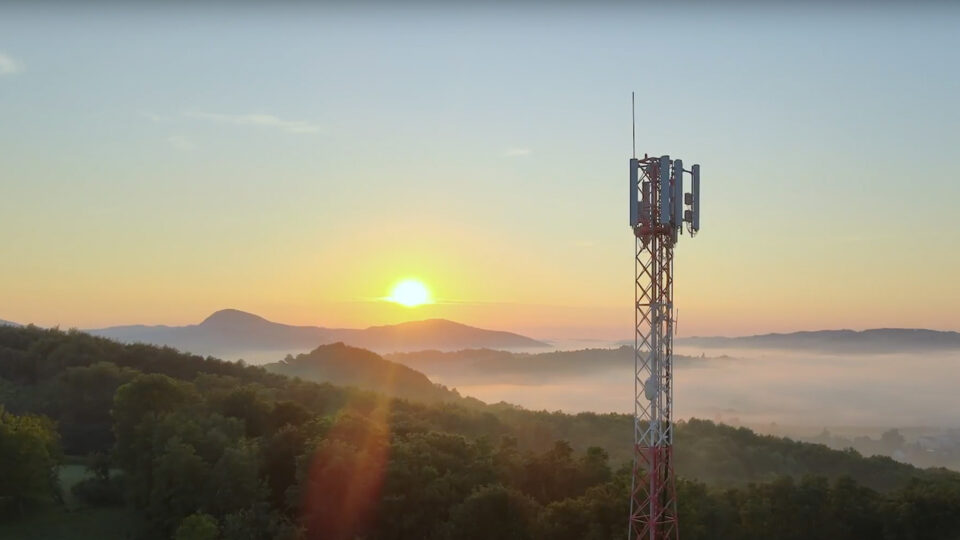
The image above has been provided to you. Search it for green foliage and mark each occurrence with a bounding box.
[3,324,960,539]
[672,474,960,540]
[0,504,138,540]
[535,479,628,540]
[437,484,540,540]
[0,406,62,514]
[296,412,389,540]
[375,431,498,538]
[150,437,210,532]
[220,502,300,540]
[674,418,940,492]
[206,441,267,517]
[52,362,137,454]
[113,374,198,469]
[261,425,307,513]
[71,475,124,506]
[174,513,219,540]
[213,386,271,437]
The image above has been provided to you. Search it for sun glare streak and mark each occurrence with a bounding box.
[386,279,432,307]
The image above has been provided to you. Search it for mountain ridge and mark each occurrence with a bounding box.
[89,309,548,361]
[678,327,960,353]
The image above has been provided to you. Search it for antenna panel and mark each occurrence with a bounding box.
[691,164,701,232]
[672,159,683,229]
[658,155,671,225]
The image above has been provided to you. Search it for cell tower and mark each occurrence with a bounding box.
[627,99,701,540]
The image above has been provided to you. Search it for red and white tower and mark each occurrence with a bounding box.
[628,138,700,538]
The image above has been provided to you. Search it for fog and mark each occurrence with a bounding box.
[432,347,960,429]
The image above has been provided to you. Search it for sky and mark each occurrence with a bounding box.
[1,2,958,339]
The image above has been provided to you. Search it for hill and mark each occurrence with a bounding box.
[0,324,951,488]
[339,318,547,352]
[679,328,960,354]
[89,309,547,361]
[386,346,710,384]
[4,324,960,539]
[264,342,466,404]
[0,319,19,327]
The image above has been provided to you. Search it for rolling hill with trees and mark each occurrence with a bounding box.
[264,342,470,404]
[2,324,960,539]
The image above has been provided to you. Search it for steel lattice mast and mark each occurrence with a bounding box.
[628,150,700,540]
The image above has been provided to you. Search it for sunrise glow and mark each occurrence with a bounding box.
[386,279,432,307]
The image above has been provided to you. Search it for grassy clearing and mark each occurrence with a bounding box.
[58,463,89,509]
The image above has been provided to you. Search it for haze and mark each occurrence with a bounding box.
[428,346,960,429]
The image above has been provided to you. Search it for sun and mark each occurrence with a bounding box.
[387,279,432,307]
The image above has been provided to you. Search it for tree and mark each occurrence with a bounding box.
[267,401,312,433]
[205,441,267,518]
[149,437,211,534]
[113,374,198,471]
[174,512,219,540]
[520,440,586,504]
[298,438,386,540]
[262,424,307,513]
[0,406,62,514]
[436,484,539,540]
[53,361,137,454]
[112,374,199,511]
[374,431,498,539]
[221,502,300,540]
[215,386,271,438]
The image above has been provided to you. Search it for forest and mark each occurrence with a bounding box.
[2,324,960,539]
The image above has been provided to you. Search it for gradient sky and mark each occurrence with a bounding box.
[1,3,958,338]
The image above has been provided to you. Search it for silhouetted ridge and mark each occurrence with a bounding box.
[266,342,461,403]
[89,309,547,359]
[200,308,275,327]
[679,328,960,353]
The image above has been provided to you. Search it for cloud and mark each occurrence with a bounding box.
[0,53,22,75]
[504,148,532,157]
[167,135,197,151]
[187,112,322,134]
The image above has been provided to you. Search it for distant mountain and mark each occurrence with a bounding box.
[0,319,19,327]
[264,342,466,404]
[386,346,708,384]
[678,328,960,354]
[90,310,331,361]
[342,319,547,352]
[89,309,547,361]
